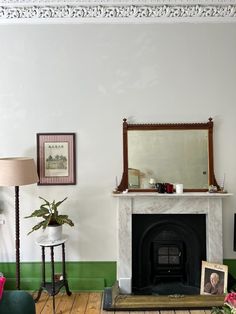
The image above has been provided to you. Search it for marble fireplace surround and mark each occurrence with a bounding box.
[114,192,231,294]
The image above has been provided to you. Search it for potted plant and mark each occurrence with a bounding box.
[25,196,74,241]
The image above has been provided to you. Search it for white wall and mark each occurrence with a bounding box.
[0,23,236,262]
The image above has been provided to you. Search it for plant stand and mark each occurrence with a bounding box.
[34,235,72,314]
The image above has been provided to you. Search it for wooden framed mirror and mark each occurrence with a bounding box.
[117,118,217,192]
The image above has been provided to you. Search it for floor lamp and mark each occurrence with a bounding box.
[0,157,39,290]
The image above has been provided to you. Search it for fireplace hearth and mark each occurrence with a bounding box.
[132,214,206,295]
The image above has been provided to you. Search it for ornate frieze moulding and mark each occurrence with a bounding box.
[0,0,236,22]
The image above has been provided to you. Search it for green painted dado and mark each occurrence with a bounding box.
[2,260,235,291]
[224,259,236,279]
[0,261,116,291]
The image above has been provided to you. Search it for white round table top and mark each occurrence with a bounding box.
[36,234,68,247]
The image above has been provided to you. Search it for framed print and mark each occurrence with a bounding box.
[200,261,228,295]
[37,133,76,185]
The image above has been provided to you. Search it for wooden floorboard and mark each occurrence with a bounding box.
[71,292,90,314]
[34,292,215,314]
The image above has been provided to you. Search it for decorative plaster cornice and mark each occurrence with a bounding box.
[1,0,236,4]
[0,0,236,22]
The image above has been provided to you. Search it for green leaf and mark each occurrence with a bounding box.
[55,197,68,208]
[27,220,47,235]
[40,205,49,211]
[211,306,229,314]
[42,218,51,229]
[224,306,232,314]
[24,208,49,218]
[38,196,50,206]
[55,215,74,226]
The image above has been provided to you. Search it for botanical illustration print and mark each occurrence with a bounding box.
[44,142,69,177]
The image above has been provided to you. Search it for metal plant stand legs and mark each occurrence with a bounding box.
[34,237,71,314]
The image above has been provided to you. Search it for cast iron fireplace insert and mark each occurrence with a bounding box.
[132,214,206,295]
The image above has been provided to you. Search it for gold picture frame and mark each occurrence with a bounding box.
[200,261,228,295]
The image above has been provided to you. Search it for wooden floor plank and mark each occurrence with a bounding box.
[34,291,50,313]
[111,312,129,314]
[85,292,103,314]
[40,293,62,314]
[54,293,68,313]
[100,308,115,314]
[55,292,75,314]
[71,292,90,314]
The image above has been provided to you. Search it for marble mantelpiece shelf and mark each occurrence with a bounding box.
[113,192,232,198]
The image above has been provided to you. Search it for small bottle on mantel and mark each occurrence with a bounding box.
[219,173,227,193]
[113,176,121,194]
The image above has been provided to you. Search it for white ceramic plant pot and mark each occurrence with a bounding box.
[48,225,62,241]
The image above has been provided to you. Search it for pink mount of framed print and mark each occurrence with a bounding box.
[37,133,76,185]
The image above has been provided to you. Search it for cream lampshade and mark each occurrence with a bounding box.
[0,157,39,289]
[0,157,39,186]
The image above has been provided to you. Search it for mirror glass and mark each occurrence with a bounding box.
[117,118,215,192]
[128,129,209,189]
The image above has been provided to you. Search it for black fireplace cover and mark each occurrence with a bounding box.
[132,214,206,295]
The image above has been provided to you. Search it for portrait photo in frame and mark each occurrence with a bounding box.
[37,133,76,185]
[200,261,228,295]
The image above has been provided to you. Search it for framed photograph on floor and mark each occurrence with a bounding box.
[200,261,228,295]
[37,133,76,185]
